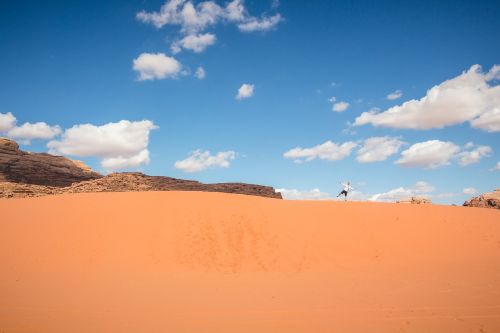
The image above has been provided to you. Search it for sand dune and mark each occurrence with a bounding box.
[1,191,499,332]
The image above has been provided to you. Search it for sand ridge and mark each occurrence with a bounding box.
[1,191,499,332]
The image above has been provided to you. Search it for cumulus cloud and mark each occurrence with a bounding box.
[237,14,282,32]
[356,136,405,163]
[457,142,492,166]
[283,140,358,163]
[276,188,333,200]
[174,149,235,172]
[355,65,500,132]
[0,112,61,144]
[395,140,492,168]
[172,33,216,53]
[133,53,181,81]
[463,187,477,195]
[332,101,349,112]
[195,66,206,79]
[369,181,435,202]
[7,122,61,143]
[0,112,16,132]
[386,90,402,100]
[137,0,282,53]
[396,140,460,168]
[47,120,158,171]
[236,83,254,100]
[329,97,349,112]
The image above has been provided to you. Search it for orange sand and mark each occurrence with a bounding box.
[1,191,500,332]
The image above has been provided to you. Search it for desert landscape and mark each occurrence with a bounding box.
[1,137,500,332]
[1,1,500,332]
[1,191,500,333]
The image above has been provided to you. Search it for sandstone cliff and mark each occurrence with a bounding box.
[0,137,101,186]
[463,189,500,209]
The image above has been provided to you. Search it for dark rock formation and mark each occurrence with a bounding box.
[397,196,432,204]
[463,189,500,209]
[0,138,282,199]
[0,137,102,187]
[62,172,282,199]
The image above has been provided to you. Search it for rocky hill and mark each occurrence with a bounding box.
[62,172,282,199]
[0,138,282,199]
[0,137,101,186]
[463,189,500,209]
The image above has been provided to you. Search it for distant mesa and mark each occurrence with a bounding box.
[0,137,282,199]
[463,189,500,210]
[396,196,432,204]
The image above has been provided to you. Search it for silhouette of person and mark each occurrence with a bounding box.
[337,181,353,201]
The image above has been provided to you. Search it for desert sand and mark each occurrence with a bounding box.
[1,191,499,333]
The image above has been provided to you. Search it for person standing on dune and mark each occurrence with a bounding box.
[337,181,353,201]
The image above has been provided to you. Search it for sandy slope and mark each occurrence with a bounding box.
[1,192,499,333]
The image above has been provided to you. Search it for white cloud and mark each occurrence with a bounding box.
[236,83,254,100]
[0,112,61,144]
[137,0,282,53]
[7,122,61,143]
[283,140,358,163]
[225,0,245,21]
[47,120,158,171]
[172,33,216,53]
[457,142,492,166]
[195,66,206,79]
[396,140,460,168]
[276,188,333,200]
[369,181,435,202]
[356,136,405,163]
[0,112,16,132]
[133,53,181,81]
[355,65,500,132]
[237,13,282,32]
[463,187,477,195]
[329,97,349,112]
[101,149,151,171]
[386,90,402,100]
[395,140,492,168]
[174,149,235,172]
[332,101,350,112]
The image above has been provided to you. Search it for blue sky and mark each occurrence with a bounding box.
[0,0,499,204]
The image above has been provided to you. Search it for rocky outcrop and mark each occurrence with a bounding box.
[463,189,500,209]
[0,138,282,200]
[0,137,102,187]
[397,196,432,204]
[63,173,282,199]
[0,181,59,199]
[0,173,282,199]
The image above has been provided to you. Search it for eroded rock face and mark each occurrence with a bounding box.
[0,137,102,187]
[463,189,500,209]
[0,138,282,200]
[0,173,282,199]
